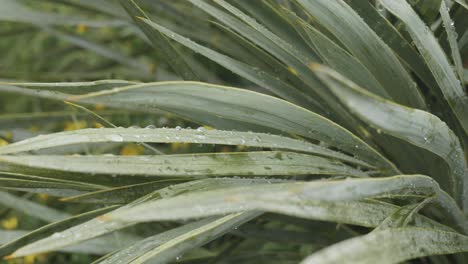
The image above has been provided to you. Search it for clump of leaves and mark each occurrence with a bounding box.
[0,0,468,263]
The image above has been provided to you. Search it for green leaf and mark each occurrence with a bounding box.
[282,9,390,99]
[0,0,127,27]
[5,178,270,257]
[0,191,70,223]
[96,212,259,264]
[439,1,464,82]
[64,81,397,173]
[311,65,468,212]
[454,0,468,10]
[380,0,468,136]
[0,206,118,257]
[40,27,151,75]
[60,179,188,204]
[300,228,468,264]
[188,0,365,133]
[296,0,427,110]
[0,127,370,167]
[136,17,321,111]
[0,151,369,178]
[344,0,436,90]
[119,0,199,80]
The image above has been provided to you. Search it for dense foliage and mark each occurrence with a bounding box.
[0,0,468,263]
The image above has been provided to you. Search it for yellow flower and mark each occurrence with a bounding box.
[64,120,87,131]
[37,193,49,201]
[24,255,36,264]
[1,216,18,230]
[0,139,9,146]
[94,104,106,111]
[93,122,104,128]
[120,144,145,156]
[76,24,88,34]
[170,142,189,152]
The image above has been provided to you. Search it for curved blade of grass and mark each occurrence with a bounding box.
[60,179,189,204]
[0,191,70,223]
[311,65,468,211]
[0,0,127,27]
[0,151,369,178]
[0,177,99,197]
[376,197,433,230]
[440,1,465,82]
[454,0,468,10]
[41,27,151,75]
[297,0,426,110]
[136,17,321,111]
[300,228,468,264]
[5,80,139,94]
[97,212,259,264]
[284,10,390,99]
[0,127,371,167]
[0,205,118,257]
[5,178,271,258]
[344,0,436,89]
[119,0,199,80]
[0,81,397,172]
[66,81,397,173]
[103,174,467,234]
[0,110,129,128]
[188,0,366,134]
[380,0,468,135]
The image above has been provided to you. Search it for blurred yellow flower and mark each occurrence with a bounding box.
[170,142,189,152]
[64,120,87,131]
[94,104,106,111]
[120,144,145,156]
[0,139,9,146]
[37,193,49,201]
[1,216,18,230]
[76,24,88,34]
[93,122,104,128]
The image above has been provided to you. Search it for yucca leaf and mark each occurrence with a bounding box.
[102,175,467,234]
[282,9,390,99]
[344,0,436,89]
[0,0,127,27]
[119,0,199,80]
[135,17,321,111]
[188,0,365,133]
[40,27,151,75]
[0,127,370,167]
[95,212,259,264]
[311,65,468,211]
[296,0,427,109]
[0,191,70,223]
[380,0,468,136]
[5,178,271,257]
[0,151,368,178]
[60,81,397,172]
[376,197,433,230]
[300,228,468,264]
[440,1,464,82]
[0,177,99,197]
[454,0,468,10]
[0,205,118,257]
[59,179,189,204]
